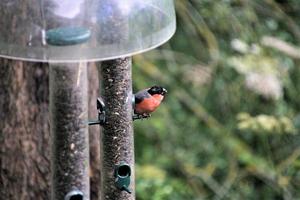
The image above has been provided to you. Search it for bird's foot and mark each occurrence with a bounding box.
[133,113,151,121]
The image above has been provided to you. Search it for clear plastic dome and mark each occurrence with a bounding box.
[0,0,176,62]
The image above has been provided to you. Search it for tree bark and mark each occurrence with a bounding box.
[88,63,101,200]
[0,60,50,199]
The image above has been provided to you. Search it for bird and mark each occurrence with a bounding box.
[133,85,167,120]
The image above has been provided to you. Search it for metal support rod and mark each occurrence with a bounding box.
[98,57,135,200]
[50,63,90,200]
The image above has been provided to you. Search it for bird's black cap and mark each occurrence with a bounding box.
[148,86,168,95]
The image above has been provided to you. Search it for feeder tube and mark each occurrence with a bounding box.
[50,63,90,200]
[98,57,135,200]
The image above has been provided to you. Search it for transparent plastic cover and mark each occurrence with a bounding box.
[0,0,176,62]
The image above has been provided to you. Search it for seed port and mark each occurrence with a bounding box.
[69,194,83,200]
[114,162,132,194]
[65,190,84,200]
[117,165,131,177]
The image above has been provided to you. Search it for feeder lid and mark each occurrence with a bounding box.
[0,0,176,62]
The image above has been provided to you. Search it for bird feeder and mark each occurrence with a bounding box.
[0,0,176,199]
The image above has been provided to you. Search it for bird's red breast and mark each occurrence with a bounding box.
[134,94,164,114]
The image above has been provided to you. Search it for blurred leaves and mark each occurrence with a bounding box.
[237,113,296,134]
[133,0,300,199]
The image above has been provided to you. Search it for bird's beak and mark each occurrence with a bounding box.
[162,88,167,95]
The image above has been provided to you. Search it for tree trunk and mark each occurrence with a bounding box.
[0,60,50,199]
[88,63,101,200]
[0,60,100,199]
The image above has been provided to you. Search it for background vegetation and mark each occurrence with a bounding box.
[133,0,300,199]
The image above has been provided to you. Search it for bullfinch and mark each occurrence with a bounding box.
[133,85,167,119]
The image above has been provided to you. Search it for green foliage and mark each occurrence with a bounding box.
[136,165,193,200]
[237,113,296,134]
[133,0,300,199]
